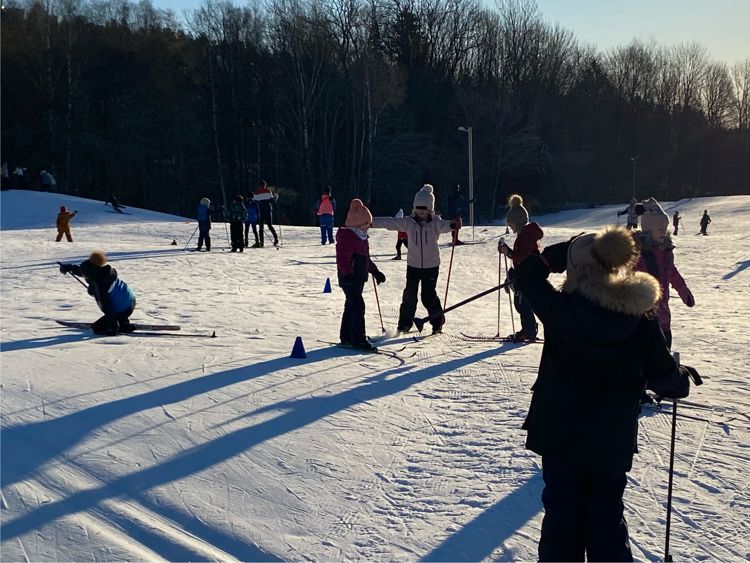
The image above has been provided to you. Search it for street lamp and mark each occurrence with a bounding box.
[630,156,638,197]
[458,126,475,242]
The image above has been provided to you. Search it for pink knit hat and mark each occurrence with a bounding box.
[345,199,373,229]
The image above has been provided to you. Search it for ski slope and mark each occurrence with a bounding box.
[1,190,748,561]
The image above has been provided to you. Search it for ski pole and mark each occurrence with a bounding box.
[664,352,703,562]
[503,249,516,337]
[371,275,386,333]
[184,225,199,251]
[496,252,502,337]
[664,351,681,563]
[443,228,458,307]
[413,281,510,332]
[57,262,88,289]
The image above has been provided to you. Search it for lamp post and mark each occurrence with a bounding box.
[458,126,475,242]
[630,156,638,197]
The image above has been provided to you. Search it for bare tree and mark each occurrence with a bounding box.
[730,59,750,130]
[701,62,734,128]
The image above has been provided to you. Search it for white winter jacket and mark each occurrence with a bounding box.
[371,213,454,269]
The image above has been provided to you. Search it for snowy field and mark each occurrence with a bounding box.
[1,189,748,561]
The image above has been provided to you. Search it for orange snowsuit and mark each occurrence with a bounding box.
[56,210,77,242]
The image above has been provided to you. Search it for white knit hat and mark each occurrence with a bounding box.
[506,194,529,228]
[413,185,435,211]
[640,197,669,232]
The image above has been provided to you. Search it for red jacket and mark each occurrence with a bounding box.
[335,227,381,285]
[511,222,544,267]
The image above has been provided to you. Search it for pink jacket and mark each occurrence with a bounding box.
[634,238,694,332]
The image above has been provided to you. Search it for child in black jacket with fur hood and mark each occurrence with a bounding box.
[513,227,698,562]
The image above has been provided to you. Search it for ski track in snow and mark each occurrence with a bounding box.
[1,190,749,561]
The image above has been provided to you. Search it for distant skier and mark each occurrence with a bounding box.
[446,184,466,246]
[672,210,681,235]
[513,226,695,562]
[106,195,126,213]
[59,251,136,335]
[227,195,247,252]
[315,185,336,245]
[617,197,642,230]
[392,209,408,260]
[335,199,386,350]
[244,193,260,248]
[55,205,78,242]
[196,197,212,252]
[254,180,279,247]
[700,210,711,235]
[498,194,543,342]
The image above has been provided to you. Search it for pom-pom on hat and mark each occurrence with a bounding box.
[640,197,669,232]
[413,184,435,211]
[345,199,373,229]
[88,251,107,267]
[506,194,529,228]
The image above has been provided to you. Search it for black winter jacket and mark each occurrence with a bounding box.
[515,246,689,472]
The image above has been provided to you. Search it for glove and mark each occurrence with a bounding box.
[681,289,695,307]
[373,271,386,285]
[680,364,702,386]
[59,263,73,274]
[498,240,510,256]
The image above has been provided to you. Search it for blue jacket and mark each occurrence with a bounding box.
[70,261,135,315]
[197,204,211,222]
[245,199,259,223]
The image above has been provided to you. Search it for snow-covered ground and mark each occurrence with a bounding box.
[1,189,748,561]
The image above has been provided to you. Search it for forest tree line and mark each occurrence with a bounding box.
[2,0,749,223]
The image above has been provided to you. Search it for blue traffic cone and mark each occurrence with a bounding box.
[323,278,332,293]
[290,336,307,359]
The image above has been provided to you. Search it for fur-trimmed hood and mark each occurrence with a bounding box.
[562,227,661,316]
[564,270,661,316]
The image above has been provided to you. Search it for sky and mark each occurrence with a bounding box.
[1,189,748,561]
[154,0,749,66]
[535,0,750,66]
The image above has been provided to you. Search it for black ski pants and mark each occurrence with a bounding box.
[230,221,244,251]
[197,220,211,251]
[396,238,407,257]
[245,222,259,246]
[92,302,136,335]
[340,282,366,345]
[514,289,538,338]
[258,215,278,246]
[398,266,443,332]
[539,457,633,562]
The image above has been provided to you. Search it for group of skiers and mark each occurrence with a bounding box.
[195,180,280,252]
[332,186,699,560]
[619,196,712,236]
[54,179,704,560]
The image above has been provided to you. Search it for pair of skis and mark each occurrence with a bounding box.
[460,332,543,345]
[56,320,216,338]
